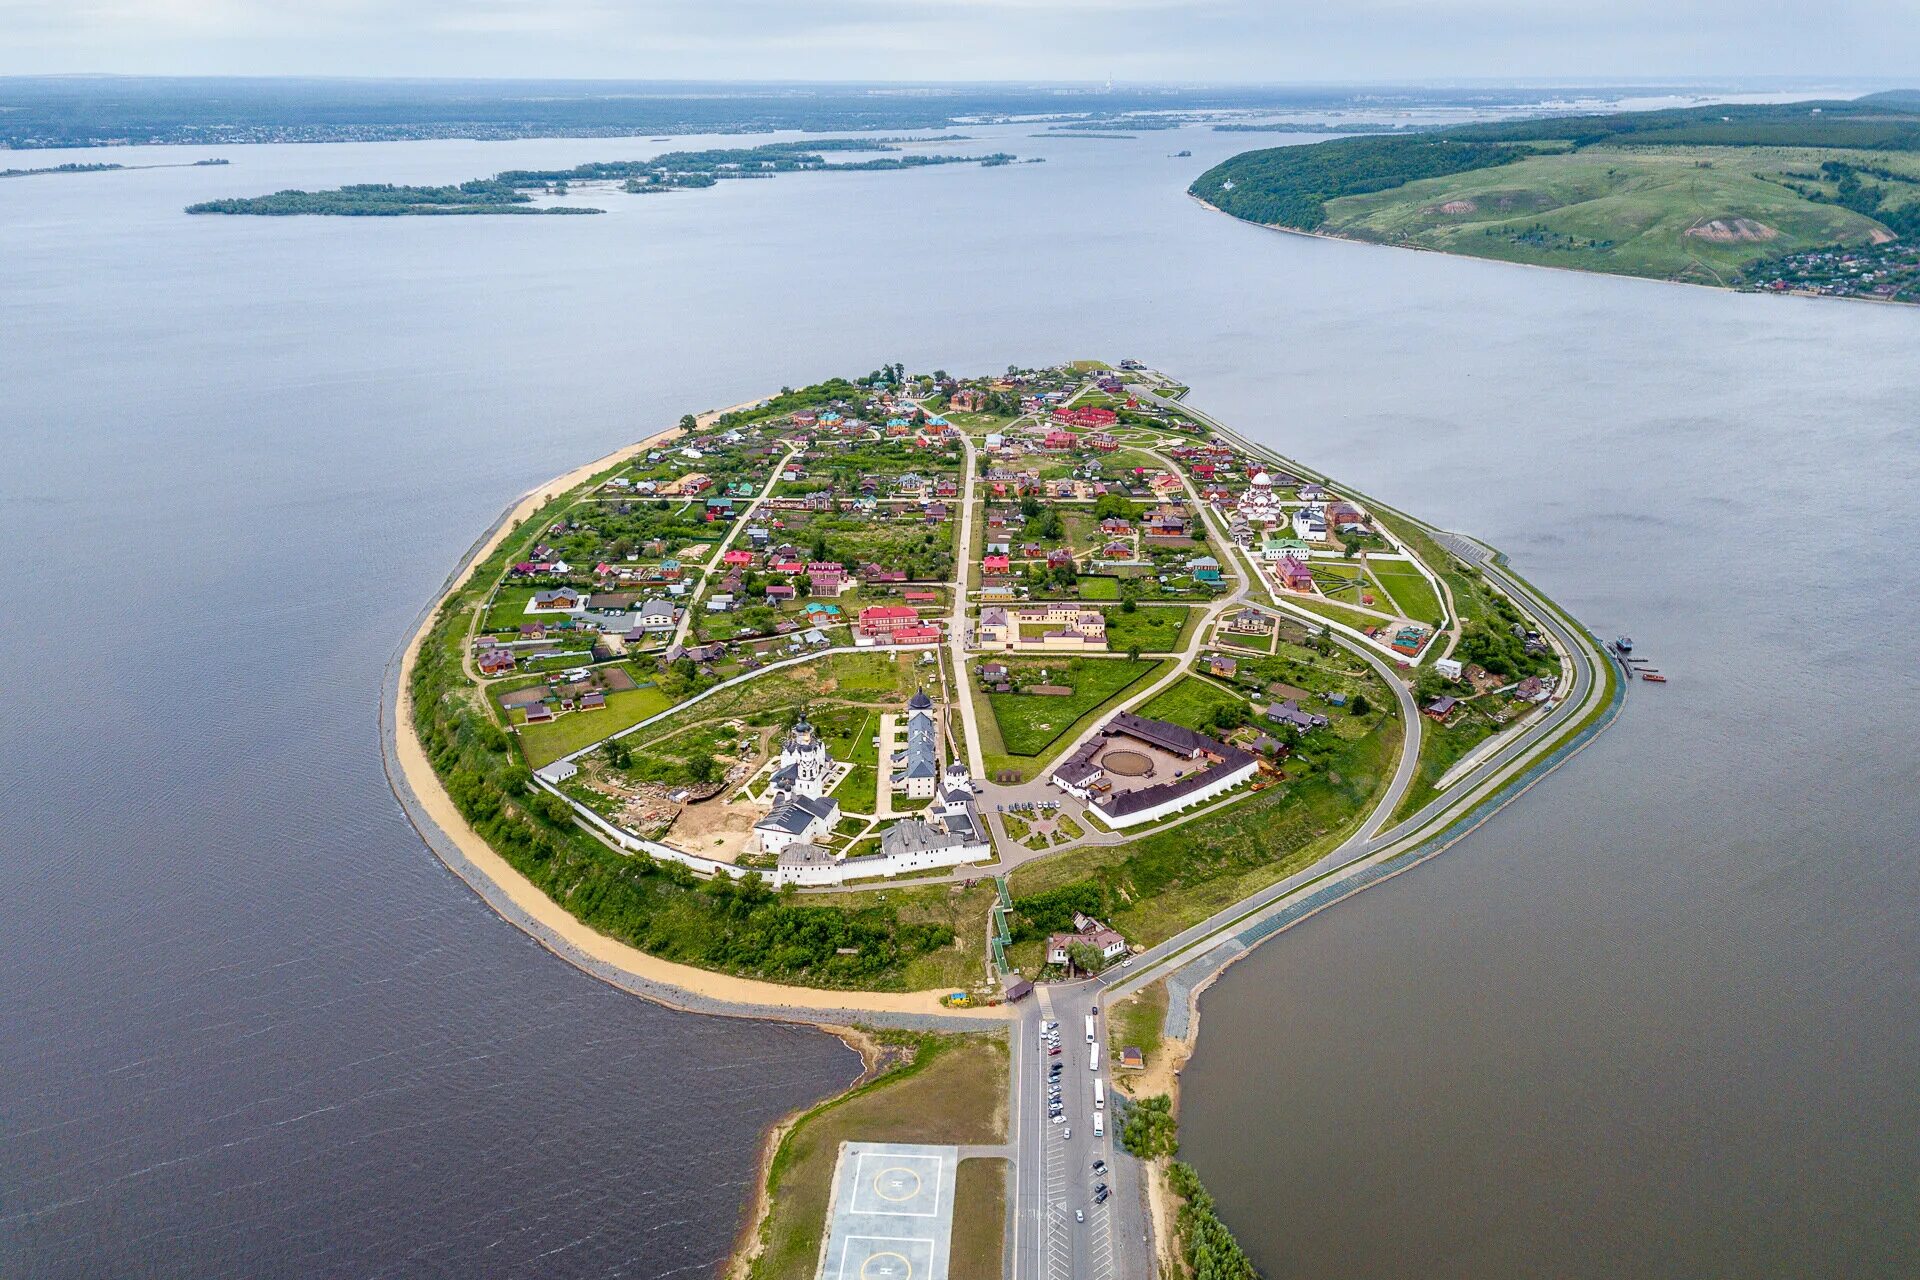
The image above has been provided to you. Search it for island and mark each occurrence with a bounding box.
[2,157,228,180]
[389,360,1624,1279]
[1192,93,1920,303]
[185,140,1015,215]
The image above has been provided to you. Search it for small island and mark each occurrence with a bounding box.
[1192,93,1920,303]
[186,139,1015,216]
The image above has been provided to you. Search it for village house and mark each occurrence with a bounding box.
[529,587,586,613]
[1275,557,1315,592]
[1226,607,1275,635]
[1047,919,1128,968]
[1267,700,1329,732]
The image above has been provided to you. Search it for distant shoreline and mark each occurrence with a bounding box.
[1187,193,1917,308]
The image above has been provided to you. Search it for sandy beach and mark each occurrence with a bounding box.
[390,399,1008,1023]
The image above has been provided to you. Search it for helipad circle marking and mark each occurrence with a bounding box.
[872,1165,923,1202]
[860,1250,912,1280]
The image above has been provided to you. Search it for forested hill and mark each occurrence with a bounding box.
[1192,99,1920,232]
[1188,99,1920,302]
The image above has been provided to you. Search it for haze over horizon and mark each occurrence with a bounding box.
[2,0,1916,83]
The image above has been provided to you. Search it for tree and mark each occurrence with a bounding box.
[679,413,697,432]
[1126,645,1142,663]
[1349,691,1371,716]
[1066,941,1105,975]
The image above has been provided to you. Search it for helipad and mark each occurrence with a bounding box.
[818,1143,958,1280]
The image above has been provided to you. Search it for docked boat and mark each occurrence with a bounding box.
[1640,671,1667,683]
[1615,635,1635,654]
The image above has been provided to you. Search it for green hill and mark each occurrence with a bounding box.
[1192,100,1920,297]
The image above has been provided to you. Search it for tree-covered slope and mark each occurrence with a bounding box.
[1192,100,1920,233]
[1190,99,1920,298]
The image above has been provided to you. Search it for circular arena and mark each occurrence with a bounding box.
[1099,748,1155,777]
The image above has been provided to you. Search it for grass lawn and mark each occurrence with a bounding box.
[750,1033,1008,1280]
[1077,576,1123,601]
[1284,594,1392,635]
[516,685,677,767]
[953,1160,1007,1280]
[984,658,1165,759]
[1309,560,1381,606]
[832,763,881,815]
[1369,559,1444,625]
[1101,605,1195,653]
[1136,675,1247,731]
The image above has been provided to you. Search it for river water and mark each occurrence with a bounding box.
[3,120,1916,1276]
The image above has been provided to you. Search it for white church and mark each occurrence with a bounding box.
[1235,470,1286,527]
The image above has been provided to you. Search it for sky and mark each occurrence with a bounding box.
[1,0,1917,82]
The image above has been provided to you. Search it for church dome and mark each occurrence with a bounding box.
[908,688,933,711]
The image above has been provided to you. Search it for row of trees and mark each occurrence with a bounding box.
[1165,1162,1263,1280]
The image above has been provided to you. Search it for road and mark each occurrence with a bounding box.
[946,425,989,779]
[1009,986,1147,1280]
[665,442,799,650]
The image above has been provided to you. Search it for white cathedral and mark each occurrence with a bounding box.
[1235,470,1285,527]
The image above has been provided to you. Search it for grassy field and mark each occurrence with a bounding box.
[1282,594,1392,635]
[1107,980,1169,1079]
[1320,144,1901,286]
[984,658,1165,759]
[1102,605,1195,653]
[827,879,999,990]
[636,652,919,749]
[516,685,676,767]
[1136,675,1247,731]
[1368,558,1444,624]
[749,1032,1008,1280]
[1076,575,1123,601]
[952,1159,1008,1280]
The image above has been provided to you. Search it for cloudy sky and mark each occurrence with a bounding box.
[2,0,1915,81]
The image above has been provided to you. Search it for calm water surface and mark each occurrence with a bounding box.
[2,121,1916,1276]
